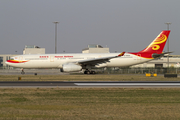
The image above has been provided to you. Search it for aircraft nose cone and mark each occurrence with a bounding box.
[5,60,10,65]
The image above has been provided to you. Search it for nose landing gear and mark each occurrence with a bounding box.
[21,69,25,75]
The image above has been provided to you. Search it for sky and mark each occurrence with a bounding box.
[0,0,180,55]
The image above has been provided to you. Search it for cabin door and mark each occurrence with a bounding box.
[50,56,54,62]
[137,54,141,60]
[19,56,23,62]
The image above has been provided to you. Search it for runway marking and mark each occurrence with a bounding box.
[74,83,180,86]
[1,82,180,88]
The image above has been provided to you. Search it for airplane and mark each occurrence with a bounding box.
[6,30,171,74]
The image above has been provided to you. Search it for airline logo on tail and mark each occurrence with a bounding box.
[148,33,167,51]
[130,30,170,59]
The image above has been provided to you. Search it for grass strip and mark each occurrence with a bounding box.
[0,88,180,119]
[0,74,180,81]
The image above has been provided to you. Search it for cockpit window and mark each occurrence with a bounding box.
[10,58,14,60]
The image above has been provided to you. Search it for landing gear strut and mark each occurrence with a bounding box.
[21,69,25,75]
[84,69,96,74]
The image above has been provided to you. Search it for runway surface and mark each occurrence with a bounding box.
[1,81,180,88]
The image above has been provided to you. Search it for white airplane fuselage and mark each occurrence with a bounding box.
[6,53,151,69]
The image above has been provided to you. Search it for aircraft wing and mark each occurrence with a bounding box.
[76,52,125,66]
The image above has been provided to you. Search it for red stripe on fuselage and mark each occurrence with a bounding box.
[129,53,153,59]
[6,60,28,63]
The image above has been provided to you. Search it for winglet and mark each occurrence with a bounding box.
[118,52,125,56]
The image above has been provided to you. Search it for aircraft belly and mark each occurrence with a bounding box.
[107,58,149,67]
[21,61,59,68]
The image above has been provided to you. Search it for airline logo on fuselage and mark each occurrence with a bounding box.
[55,56,73,58]
[39,56,74,58]
[39,56,49,58]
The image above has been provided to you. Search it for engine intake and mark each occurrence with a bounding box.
[60,63,82,72]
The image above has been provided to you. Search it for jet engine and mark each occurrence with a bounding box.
[60,63,82,72]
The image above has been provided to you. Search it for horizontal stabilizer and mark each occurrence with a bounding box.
[152,52,173,58]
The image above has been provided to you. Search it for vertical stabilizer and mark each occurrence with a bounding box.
[130,30,170,59]
[138,30,170,54]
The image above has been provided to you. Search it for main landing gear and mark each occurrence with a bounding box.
[84,69,96,74]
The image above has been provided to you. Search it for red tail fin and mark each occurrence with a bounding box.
[130,30,170,59]
[138,30,170,54]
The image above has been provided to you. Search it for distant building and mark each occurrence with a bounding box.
[82,44,109,53]
[23,45,45,55]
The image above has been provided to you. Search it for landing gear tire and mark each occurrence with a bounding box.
[86,71,90,74]
[84,70,90,74]
[90,71,96,74]
[84,70,96,74]
[21,71,25,75]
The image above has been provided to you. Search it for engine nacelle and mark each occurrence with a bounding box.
[95,63,107,68]
[60,63,82,72]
